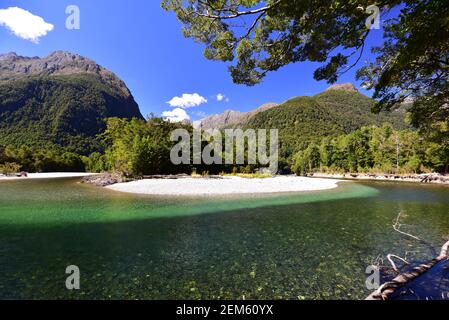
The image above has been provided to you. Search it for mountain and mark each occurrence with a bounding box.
[0,51,143,154]
[324,82,359,92]
[196,102,278,129]
[197,82,406,132]
[244,83,408,168]
[196,83,408,169]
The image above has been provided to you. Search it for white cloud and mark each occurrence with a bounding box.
[0,7,54,43]
[167,93,207,109]
[162,108,191,123]
[217,93,229,102]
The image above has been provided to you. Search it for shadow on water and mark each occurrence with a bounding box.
[0,178,379,227]
[0,178,448,299]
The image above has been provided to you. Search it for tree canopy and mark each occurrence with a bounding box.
[292,124,448,175]
[162,0,448,130]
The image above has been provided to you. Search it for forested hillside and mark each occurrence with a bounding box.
[245,86,408,171]
[0,52,143,155]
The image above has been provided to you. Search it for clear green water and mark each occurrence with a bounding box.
[0,178,448,299]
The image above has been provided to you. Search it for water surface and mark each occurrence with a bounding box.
[0,178,448,299]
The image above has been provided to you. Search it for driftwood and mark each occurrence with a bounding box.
[366,239,449,300]
[386,254,409,273]
[392,211,420,241]
[392,211,437,257]
[366,211,448,300]
[311,172,449,185]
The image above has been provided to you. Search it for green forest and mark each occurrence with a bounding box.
[292,124,449,175]
[245,89,408,172]
[1,89,448,177]
[2,117,448,177]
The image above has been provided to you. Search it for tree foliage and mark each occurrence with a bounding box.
[103,117,191,176]
[162,0,448,133]
[162,0,382,86]
[0,162,22,176]
[292,124,448,175]
[0,145,86,173]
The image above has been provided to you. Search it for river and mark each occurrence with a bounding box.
[0,178,448,299]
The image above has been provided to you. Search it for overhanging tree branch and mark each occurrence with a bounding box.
[194,0,282,20]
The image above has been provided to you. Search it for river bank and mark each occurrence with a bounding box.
[309,172,449,185]
[0,172,98,180]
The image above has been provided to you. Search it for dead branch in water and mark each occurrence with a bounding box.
[393,211,437,258]
[393,211,420,241]
[386,254,410,272]
[366,211,448,300]
[366,239,449,300]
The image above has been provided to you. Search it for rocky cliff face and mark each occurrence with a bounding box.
[0,51,132,97]
[197,102,279,129]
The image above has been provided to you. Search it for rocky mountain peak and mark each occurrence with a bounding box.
[0,51,144,153]
[325,83,359,93]
[0,52,18,59]
[0,51,130,96]
[197,102,279,129]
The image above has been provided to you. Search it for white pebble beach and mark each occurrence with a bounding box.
[106,176,343,196]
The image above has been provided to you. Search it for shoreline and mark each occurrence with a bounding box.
[0,172,98,180]
[106,176,344,196]
[309,172,449,185]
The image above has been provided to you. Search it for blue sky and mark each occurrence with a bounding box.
[0,0,386,121]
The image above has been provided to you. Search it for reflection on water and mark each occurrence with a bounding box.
[0,178,448,299]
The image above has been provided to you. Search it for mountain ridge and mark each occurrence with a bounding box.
[197,83,405,131]
[0,51,133,97]
[196,102,278,129]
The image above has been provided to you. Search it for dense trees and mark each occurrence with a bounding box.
[292,124,447,175]
[102,117,191,176]
[0,145,86,174]
[2,119,448,176]
[100,117,272,176]
[0,116,269,176]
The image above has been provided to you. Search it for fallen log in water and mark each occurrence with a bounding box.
[366,240,449,300]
